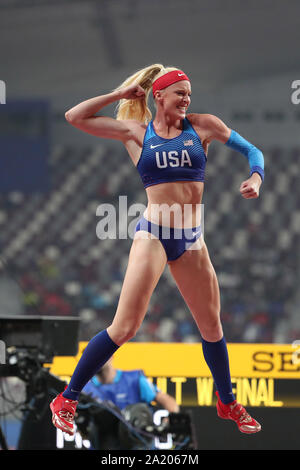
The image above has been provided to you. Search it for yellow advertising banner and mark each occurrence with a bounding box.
[47,342,300,379]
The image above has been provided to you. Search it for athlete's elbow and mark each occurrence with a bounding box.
[65,107,86,125]
[65,110,73,123]
[65,110,78,124]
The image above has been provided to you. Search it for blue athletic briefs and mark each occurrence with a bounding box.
[135,215,202,262]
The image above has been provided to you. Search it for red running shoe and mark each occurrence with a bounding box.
[216,392,261,434]
[50,389,78,436]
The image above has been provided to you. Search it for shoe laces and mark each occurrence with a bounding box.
[230,402,252,423]
[59,409,74,424]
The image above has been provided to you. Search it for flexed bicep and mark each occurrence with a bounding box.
[65,84,146,142]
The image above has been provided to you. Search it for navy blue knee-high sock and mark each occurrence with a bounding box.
[202,337,235,404]
[63,329,119,401]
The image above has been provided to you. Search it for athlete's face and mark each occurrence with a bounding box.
[160,80,192,119]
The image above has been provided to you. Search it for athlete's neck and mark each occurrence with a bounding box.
[153,113,183,137]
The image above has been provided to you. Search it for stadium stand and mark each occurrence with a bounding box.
[0,143,299,344]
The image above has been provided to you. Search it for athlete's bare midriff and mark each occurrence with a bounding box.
[144,180,204,228]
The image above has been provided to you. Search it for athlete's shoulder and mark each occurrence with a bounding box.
[187,113,230,143]
[187,113,223,128]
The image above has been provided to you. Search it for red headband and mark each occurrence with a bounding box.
[152,70,190,97]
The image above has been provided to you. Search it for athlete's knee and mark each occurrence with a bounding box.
[200,319,223,342]
[107,323,141,346]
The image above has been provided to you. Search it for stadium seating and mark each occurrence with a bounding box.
[0,143,298,344]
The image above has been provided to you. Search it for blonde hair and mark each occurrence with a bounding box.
[114,64,180,123]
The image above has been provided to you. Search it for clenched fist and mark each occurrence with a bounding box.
[119,83,146,100]
[240,173,262,199]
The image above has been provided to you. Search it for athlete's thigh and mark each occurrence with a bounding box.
[120,233,167,308]
[109,233,167,333]
[168,239,220,325]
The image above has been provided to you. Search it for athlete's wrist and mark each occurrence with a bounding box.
[250,167,264,183]
[111,89,125,101]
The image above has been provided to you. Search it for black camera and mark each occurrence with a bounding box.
[75,393,196,450]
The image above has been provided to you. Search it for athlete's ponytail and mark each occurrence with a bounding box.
[114,64,180,123]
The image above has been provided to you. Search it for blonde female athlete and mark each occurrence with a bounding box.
[50,64,264,436]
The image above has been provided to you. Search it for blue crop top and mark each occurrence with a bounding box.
[136,117,207,188]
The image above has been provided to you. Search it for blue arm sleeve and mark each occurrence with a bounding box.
[225,130,265,182]
[139,374,158,404]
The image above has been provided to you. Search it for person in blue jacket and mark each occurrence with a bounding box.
[82,357,179,413]
[80,357,179,449]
